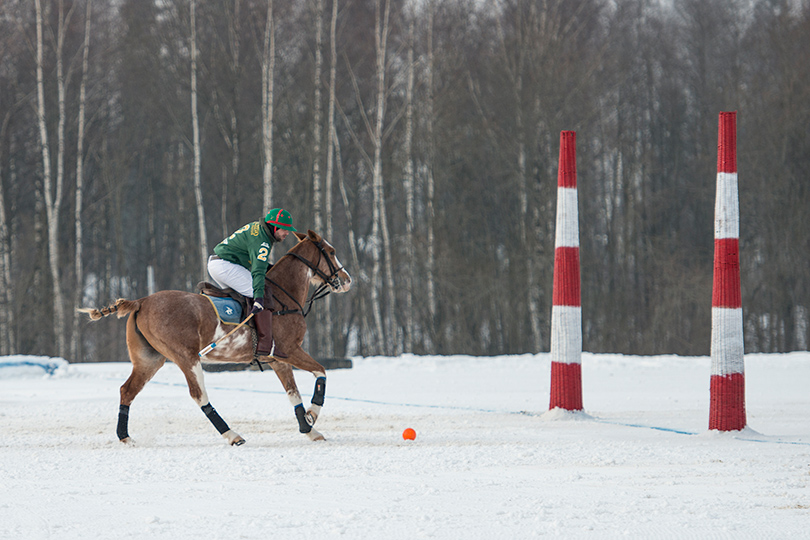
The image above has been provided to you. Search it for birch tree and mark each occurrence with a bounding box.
[320,0,339,355]
[312,0,324,234]
[370,0,396,354]
[35,0,73,358]
[425,0,437,342]
[403,14,416,352]
[0,106,16,355]
[325,0,337,246]
[190,0,208,278]
[0,3,21,354]
[261,0,275,213]
[311,0,327,355]
[72,0,93,360]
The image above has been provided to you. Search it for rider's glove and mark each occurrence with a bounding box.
[250,298,265,314]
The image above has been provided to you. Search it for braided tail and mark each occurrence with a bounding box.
[77,299,140,321]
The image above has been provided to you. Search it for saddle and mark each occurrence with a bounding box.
[196,282,252,323]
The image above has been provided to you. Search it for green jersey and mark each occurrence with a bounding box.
[213,221,277,299]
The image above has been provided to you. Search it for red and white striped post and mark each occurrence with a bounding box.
[549,131,583,411]
[709,111,746,431]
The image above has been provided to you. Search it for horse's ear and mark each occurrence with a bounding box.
[293,231,307,242]
[307,229,322,243]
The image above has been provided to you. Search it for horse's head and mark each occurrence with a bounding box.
[292,230,352,293]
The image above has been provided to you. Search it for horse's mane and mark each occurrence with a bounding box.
[267,231,316,279]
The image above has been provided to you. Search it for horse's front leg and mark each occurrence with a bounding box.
[284,349,328,425]
[183,360,246,446]
[269,359,325,441]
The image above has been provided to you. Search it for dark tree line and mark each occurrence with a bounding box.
[0,0,808,362]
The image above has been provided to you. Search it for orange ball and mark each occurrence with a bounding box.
[402,428,416,440]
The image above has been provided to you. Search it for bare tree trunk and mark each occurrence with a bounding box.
[321,0,338,356]
[0,112,14,355]
[325,0,337,246]
[403,14,416,353]
[370,0,396,354]
[311,0,327,356]
[224,0,241,237]
[369,1,385,352]
[334,128,368,354]
[72,0,92,361]
[425,0,437,343]
[190,0,208,279]
[334,133,359,279]
[0,12,24,354]
[34,182,45,350]
[35,0,69,358]
[55,0,74,358]
[524,3,542,353]
[513,48,542,352]
[262,0,275,213]
[312,0,324,233]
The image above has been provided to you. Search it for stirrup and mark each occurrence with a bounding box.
[250,357,271,371]
[269,342,288,359]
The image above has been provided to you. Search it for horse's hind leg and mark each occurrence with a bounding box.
[119,359,165,443]
[269,357,326,441]
[118,315,166,443]
[180,360,245,446]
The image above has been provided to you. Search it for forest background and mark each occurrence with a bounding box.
[0,0,808,363]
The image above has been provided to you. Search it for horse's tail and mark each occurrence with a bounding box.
[78,298,141,321]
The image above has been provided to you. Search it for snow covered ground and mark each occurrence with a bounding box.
[1,352,809,539]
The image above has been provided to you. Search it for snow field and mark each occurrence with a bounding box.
[1,353,809,539]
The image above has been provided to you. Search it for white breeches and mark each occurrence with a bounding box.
[207,256,254,298]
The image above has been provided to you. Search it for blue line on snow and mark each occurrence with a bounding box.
[591,418,698,436]
[141,379,810,446]
[0,361,62,375]
[149,379,503,414]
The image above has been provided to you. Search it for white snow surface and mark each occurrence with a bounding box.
[1,352,809,539]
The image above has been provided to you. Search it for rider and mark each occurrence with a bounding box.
[207,208,296,359]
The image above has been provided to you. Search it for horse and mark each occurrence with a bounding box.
[79,229,352,445]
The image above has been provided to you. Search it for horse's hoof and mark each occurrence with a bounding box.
[119,437,133,445]
[306,405,322,426]
[223,429,245,446]
[307,429,325,442]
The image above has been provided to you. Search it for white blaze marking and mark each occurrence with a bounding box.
[287,390,303,407]
[190,362,210,407]
[332,254,351,291]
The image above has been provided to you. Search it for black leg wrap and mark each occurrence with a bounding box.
[294,404,312,433]
[117,404,130,440]
[201,403,230,435]
[312,376,326,407]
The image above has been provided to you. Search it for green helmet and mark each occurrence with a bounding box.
[265,208,297,231]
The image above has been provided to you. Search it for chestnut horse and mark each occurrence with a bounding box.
[80,230,352,445]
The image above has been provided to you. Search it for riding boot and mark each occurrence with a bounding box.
[254,308,287,359]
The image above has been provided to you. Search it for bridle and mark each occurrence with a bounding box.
[267,238,346,317]
[287,239,345,291]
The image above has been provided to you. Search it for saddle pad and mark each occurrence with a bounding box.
[204,295,243,323]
